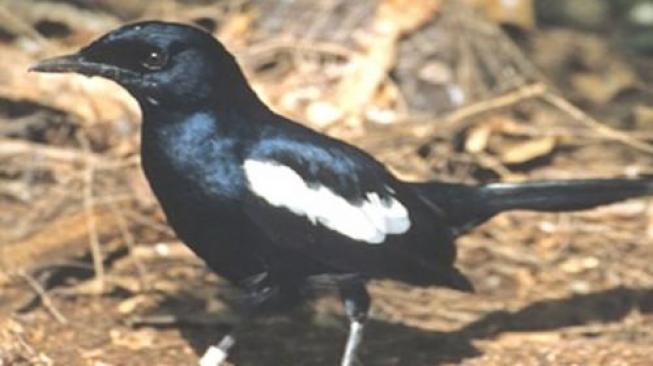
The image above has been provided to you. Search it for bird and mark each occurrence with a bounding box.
[32,21,653,366]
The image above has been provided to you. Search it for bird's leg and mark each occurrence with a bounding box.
[200,273,278,366]
[339,280,370,366]
[199,332,236,366]
[198,295,267,366]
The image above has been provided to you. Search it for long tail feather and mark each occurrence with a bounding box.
[412,179,653,235]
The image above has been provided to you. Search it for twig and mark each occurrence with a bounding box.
[246,38,355,59]
[78,133,105,293]
[107,201,149,290]
[473,152,519,180]
[127,313,229,328]
[11,328,55,366]
[404,83,653,157]
[121,209,175,236]
[541,91,653,155]
[402,82,547,143]
[16,270,67,324]
[0,139,102,165]
[0,138,140,169]
[441,82,547,131]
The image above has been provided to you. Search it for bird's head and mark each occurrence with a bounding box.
[31,21,252,110]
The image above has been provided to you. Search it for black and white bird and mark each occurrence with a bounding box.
[32,21,653,366]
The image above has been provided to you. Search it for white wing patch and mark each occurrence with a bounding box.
[243,160,410,244]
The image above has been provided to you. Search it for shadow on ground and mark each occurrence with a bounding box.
[154,286,653,365]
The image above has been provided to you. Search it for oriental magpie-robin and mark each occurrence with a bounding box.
[32,21,653,366]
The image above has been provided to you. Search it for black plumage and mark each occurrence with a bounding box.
[32,21,653,366]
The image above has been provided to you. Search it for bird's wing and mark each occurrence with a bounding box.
[239,130,461,282]
[242,134,410,246]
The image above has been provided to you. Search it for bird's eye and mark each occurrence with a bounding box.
[141,49,168,70]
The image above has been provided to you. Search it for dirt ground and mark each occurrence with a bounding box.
[2,1,653,365]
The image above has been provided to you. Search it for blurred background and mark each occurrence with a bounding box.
[1,0,653,365]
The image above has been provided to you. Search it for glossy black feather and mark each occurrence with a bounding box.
[413,179,653,235]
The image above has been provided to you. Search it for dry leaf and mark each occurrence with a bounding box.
[494,331,561,344]
[499,136,557,164]
[117,295,151,315]
[218,10,257,44]
[633,104,653,129]
[377,0,442,34]
[306,101,343,127]
[465,123,493,153]
[465,115,522,154]
[560,257,600,274]
[365,106,397,124]
[333,0,440,120]
[571,63,636,104]
[483,0,535,30]
[419,61,454,85]
[110,329,155,351]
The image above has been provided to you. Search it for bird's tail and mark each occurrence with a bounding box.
[412,179,653,235]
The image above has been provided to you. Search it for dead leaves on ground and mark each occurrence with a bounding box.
[464,114,558,170]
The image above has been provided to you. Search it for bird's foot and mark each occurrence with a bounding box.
[199,334,236,366]
[340,354,363,366]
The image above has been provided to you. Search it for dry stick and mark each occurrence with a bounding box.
[0,139,140,170]
[78,133,105,293]
[406,82,548,143]
[411,83,653,157]
[121,209,175,236]
[474,152,515,180]
[246,39,356,61]
[16,270,67,324]
[0,139,101,165]
[541,91,653,155]
[13,329,54,365]
[107,200,149,290]
[442,82,547,130]
[302,0,347,40]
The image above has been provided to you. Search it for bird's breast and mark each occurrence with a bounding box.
[141,113,246,203]
[139,119,267,283]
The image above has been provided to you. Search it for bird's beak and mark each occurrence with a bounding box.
[30,53,135,81]
[31,53,96,75]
